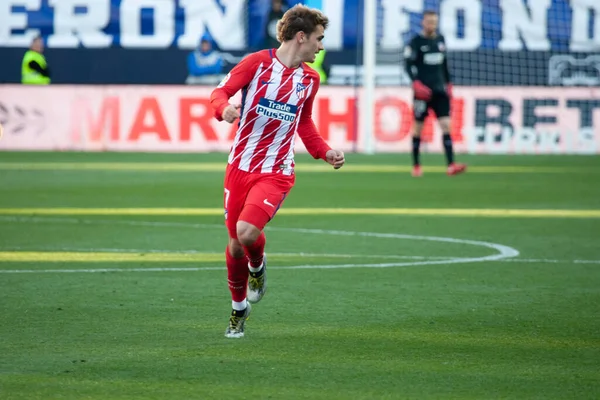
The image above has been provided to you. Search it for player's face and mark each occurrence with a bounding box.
[302,25,325,63]
[422,14,438,36]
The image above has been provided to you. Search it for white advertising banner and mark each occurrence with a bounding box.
[0,85,598,154]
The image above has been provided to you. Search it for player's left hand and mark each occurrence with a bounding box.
[326,149,345,169]
[446,83,453,99]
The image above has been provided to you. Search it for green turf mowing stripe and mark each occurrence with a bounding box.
[0,251,225,262]
[0,162,596,173]
[0,251,325,263]
[0,251,363,263]
[0,208,598,218]
[0,162,223,172]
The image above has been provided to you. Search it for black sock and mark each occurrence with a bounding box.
[249,268,264,278]
[442,133,454,165]
[232,308,247,317]
[412,136,421,166]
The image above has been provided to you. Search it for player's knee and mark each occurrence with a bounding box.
[413,122,424,137]
[236,221,261,247]
[438,117,451,132]
[228,238,245,258]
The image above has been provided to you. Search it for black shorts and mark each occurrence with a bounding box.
[413,92,450,122]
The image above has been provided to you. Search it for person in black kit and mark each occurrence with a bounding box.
[404,10,466,177]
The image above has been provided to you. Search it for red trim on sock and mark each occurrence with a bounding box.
[226,246,248,302]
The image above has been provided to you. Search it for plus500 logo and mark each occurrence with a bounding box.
[256,98,297,123]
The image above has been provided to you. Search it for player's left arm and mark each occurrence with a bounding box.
[443,58,451,84]
[441,36,453,98]
[297,79,345,169]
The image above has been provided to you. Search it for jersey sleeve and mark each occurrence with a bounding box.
[297,77,332,161]
[440,35,451,84]
[443,57,451,84]
[210,53,260,121]
[28,60,50,77]
[403,36,419,81]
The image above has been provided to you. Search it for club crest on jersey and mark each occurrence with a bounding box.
[257,98,297,123]
[295,83,307,99]
[438,42,446,52]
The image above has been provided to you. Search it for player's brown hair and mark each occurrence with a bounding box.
[276,4,329,43]
[423,10,438,18]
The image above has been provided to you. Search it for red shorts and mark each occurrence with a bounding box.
[223,164,295,239]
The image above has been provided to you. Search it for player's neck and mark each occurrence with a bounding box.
[421,31,437,38]
[275,45,303,69]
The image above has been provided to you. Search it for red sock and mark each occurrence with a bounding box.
[226,246,248,302]
[243,231,266,268]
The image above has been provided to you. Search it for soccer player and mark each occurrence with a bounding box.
[404,10,466,177]
[210,4,345,338]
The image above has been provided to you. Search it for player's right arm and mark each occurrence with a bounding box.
[403,36,419,81]
[404,36,432,101]
[210,53,260,122]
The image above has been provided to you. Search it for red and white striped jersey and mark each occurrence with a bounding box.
[210,49,331,175]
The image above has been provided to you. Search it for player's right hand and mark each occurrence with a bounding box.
[412,80,432,101]
[223,104,242,123]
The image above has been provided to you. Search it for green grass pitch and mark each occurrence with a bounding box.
[0,151,599,399]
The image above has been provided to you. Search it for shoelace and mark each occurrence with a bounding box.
[228,315,244,331]
[248,274,264,290]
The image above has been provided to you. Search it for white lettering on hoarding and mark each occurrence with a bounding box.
[177,0,245,50]
[0,0,41,47]
[120,0,174,48]
[498,0,551,51]
[379,0,423,50]
[570,0,600,52]
[440,0,481,51]
[47,0,112,48]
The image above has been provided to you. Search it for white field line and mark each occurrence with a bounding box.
[0,215,522,273]
[0,246,594,266]
[3,216,598,271]
[0,215,518,258]
[501,258,600,264]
